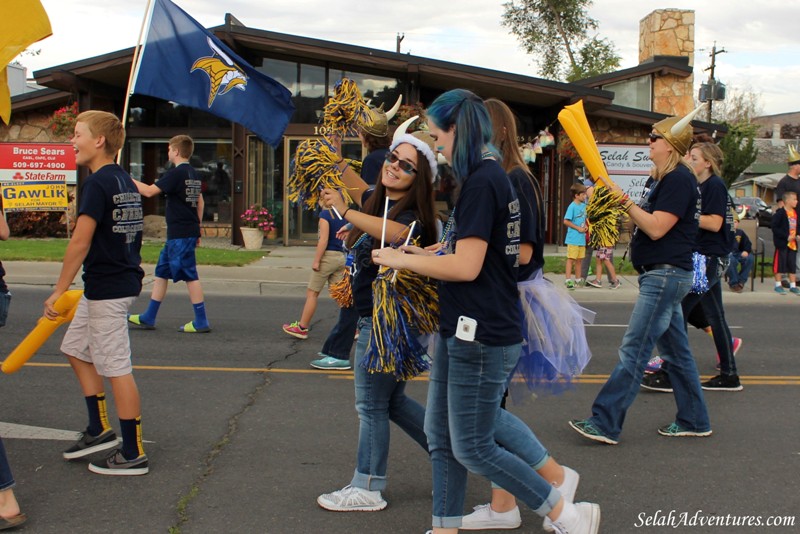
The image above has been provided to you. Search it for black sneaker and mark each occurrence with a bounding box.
[88,449,149,476]
[701,374,743,392]
[640,369,673,392]
[63,428,119,460]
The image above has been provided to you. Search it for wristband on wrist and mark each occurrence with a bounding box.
[342,207,351,218]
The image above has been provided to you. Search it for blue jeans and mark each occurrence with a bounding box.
[726,252,754,287]
[351,317,427,491]
[320,304,359,361]
[0,438,15,491]
[426,335,559,529]
[590,267,710,440]
[680,255,737,375]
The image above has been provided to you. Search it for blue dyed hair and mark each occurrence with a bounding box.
[427,89,497,183]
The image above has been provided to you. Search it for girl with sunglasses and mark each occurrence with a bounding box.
[373,89,599,534]
[316,124,439,512]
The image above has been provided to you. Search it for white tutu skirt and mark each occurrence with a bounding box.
[509,271,595,401]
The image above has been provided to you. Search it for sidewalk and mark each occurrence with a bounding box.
[4,242,784,303]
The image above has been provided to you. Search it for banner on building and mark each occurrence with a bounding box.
[0,143,74,211]
[598,143,653,200]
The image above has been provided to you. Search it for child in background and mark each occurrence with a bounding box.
[283,208,348,341]
[585,244,621,289]
[563,183,588,289]
[771,191,799,295]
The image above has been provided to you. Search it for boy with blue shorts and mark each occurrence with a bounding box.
[128,135,210,332]
[45,111,148,475]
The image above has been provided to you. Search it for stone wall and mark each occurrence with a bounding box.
[639,9,695,117]
[0,109,66,143]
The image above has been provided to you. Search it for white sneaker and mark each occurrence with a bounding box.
[551,502,600,534]
[544,466,580,532]
[316,484,387,512]
[460,503,521,530]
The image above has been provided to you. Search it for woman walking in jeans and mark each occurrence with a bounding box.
[374,89,599,534]
[569,107,712,445]
[316,124,439,512]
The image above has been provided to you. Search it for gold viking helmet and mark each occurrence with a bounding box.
[788,144,800,165]
[359,95,402,137]
[652,103,707,155]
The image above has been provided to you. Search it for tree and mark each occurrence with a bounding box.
[501,0,621,81]
[707,85,764,125]
[718,121,759,187]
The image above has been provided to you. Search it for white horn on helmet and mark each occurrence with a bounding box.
[385,95,403,121]
[392,115,419,144]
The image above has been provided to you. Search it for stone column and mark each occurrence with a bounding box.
[639,9,695,117]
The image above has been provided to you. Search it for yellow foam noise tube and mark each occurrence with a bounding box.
[558,101,616,190]
[2,289,83,374]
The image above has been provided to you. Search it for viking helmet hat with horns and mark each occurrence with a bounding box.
[652,103,707,155]
[390,115,438,179]
[359,95,402,137]
[788,144,800,165]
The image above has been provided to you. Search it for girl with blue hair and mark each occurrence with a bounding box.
[373,89,599,534]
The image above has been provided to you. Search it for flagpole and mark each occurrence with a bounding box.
[117,0,155,166]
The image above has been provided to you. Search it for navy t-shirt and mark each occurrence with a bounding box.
[508,167,544,279]
[79,163,144,300]
[439,159,522,346]
[696,174,734,256]
[630,164,699,271]
[361,148,389,185]
[352,189,420,318]
[320,210,347,252]
[157,163,202,239]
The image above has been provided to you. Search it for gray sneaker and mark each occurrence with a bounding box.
[63,428,119,460]
[88,449,149,476]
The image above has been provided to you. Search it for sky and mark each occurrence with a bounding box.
[18,0,800,116]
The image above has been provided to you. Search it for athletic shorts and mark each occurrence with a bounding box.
[155,237,199,283]
[308,251,346,293]
[773,247,797,275]
[595,247,614,261]
[566,244,586,260]
[60,296,136,377]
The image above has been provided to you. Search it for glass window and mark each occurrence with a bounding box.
[127,138,233,222]
[602,76,652,111]
[259,58,298,96]
[127,96,229,128]
[331,69,404,112]
[294,63,326,124]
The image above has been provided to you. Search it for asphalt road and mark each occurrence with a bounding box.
[1,287,798,534]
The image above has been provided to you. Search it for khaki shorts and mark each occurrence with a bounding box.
[308,250,346,293]
[60,296,136,377]
[567,244,586,260]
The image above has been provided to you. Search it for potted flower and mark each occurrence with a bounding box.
[48,102,79,140]
[239,204,274,249]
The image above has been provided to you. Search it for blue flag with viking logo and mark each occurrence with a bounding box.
[132,0,294,147]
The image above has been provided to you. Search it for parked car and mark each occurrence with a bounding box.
[738,196,773,227]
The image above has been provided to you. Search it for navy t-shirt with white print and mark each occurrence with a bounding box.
[79,163,144,300]
[630,164,699,271]
[508,167,543,280]
[695,174,734,257]
[439,159,522,346]
[157,163,202,239]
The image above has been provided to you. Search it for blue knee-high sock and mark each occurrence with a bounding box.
[192,302,209,328]
[139,299,161,325]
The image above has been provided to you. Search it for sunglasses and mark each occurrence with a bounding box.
[384,152,417,175]
[648,133,664,143]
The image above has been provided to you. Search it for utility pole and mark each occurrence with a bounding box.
[704,42,727,121]
[396,33,404,53]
